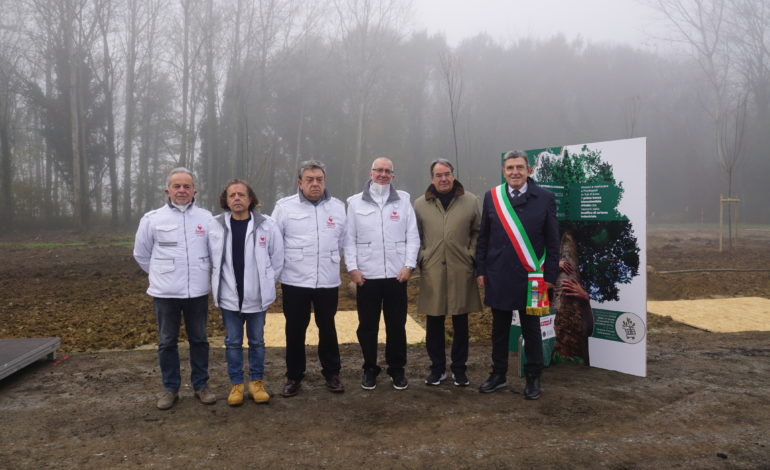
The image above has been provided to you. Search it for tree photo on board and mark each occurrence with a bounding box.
[532,145,641,364]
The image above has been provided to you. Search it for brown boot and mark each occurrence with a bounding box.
[248,380,270,404]
[227,384,245,406]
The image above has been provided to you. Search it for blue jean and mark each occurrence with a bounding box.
[153,296,210,392]
[221,308,266,384]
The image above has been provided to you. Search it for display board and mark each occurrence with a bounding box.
[508,138,647,377]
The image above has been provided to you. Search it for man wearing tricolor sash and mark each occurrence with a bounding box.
[475,150,560,400]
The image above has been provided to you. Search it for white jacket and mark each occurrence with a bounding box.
[343,181,419,279]
[271,190,347,288]
[133,202,213,298]
[208,211,284,313]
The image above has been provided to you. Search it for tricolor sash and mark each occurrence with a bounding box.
[491,184,550,316]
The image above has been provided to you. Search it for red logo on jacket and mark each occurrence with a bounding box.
[259,235,266,247]
[195,225,205,236]
[390,211,400,221]
[326,216,336,228]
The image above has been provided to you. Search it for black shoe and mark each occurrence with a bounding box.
[452,371,470,387]
[391,374,409,390]
[424,371,447,386]
[280,379,301,398]
[478,373,507,393]
[524,375,541,400]
[361,369,377,390]
[325,375,345,393]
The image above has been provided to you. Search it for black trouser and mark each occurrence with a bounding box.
[491,308,543,377]
[356,278,407,377]
[282,284,341,381]
[426,313,468,375]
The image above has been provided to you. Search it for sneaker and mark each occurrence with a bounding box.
[452,371,470,387]
[248,380,270,403]
[325,375,345,393]
[156,391,178,410]
[424,371,447,386]
[227,384,244,406]
[391,374,409,390]
[194,386,217,405]
[361,369,377,390]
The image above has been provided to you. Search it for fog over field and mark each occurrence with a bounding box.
[0,0,767,229]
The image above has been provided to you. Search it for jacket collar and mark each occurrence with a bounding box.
[361,180,401,205]
[298,188,330,205]
[507,177,540,207]
[166,197,197,211]
[215,210,266,231]
[424,180,465,201]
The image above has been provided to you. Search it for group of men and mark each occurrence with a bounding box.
[133,151,559,410]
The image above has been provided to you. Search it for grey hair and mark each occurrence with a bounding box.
[371,156,394,172]
[502,150,530,167]
[429,158,454,176]
[166,167,195,186]
[297,160,327,180]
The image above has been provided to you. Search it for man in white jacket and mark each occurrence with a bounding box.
[272,160,347,397]
[133,168,215,410]
[344,157,419,390]
[209,179,283,406]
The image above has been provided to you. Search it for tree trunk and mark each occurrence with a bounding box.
[99,5,119,224]
[554,230,593,365]
[123,0,139,224]
[203,0,218,209]
[0,91,12,229]
[179,0,192,168]
[65,0,85,230]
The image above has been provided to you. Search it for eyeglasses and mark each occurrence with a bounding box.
[371,168,393,175]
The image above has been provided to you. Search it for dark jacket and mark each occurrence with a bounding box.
[475,178,560,311]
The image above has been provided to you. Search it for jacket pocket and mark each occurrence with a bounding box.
[152,258,175,273]
[330,249,340,263]
[288,212,311,231]
[357,242,372,259]
[199,256,210,270]
[286,247,304,261]
[395,241,406,256]
[155,225,178,245]
[355,208,377,232]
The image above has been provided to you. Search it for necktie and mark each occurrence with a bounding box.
[513,189,521,198]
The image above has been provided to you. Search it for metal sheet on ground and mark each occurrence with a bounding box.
[0,337,60,380]
[647,297,770,332]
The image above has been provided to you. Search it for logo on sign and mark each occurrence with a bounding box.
[614,312,646,344]
[195,225,205,236]
[259,235,266,247]
[326,216,336,228]
[390,211,400,221]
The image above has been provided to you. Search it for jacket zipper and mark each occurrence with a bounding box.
[314,204,320,288]
[183,209,190,297]
[378,202,386,277]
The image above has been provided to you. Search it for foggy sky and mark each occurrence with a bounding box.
[413,0,665,49]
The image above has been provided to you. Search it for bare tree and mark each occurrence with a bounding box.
[122,0,140,223]
[438,48,463,177]
[654,0,749,247]
[623,95,641,138]
[0,0,23,227]
[332,0,409,181]
[93,0,120,223]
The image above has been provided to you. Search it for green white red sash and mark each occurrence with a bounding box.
[491,184,550,316]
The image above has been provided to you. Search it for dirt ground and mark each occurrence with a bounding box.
[1,225,769,468]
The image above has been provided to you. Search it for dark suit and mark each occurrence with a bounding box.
[476,178,560,376]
